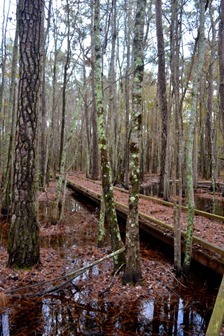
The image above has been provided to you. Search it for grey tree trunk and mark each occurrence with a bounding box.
[123,0,132,188]
[90,0,99,180]
[183,0,206,274]
[59,0,71,171]
[0,0,8,174]
[219,0,224,134]
[170,0,183,274]
[40,0,52,189]
[155,0,169,200]
[8,0,45,269]
[93,0,125,270]
[108,0,118,180]
[2,3,19,214]
[123,0,145,284]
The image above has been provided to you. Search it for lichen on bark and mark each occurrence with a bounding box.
[123,0,145,284]
[93,0,125,270]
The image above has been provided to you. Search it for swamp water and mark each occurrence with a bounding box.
[0,193,221,336]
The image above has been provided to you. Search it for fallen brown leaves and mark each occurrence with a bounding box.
[0,176,221,336]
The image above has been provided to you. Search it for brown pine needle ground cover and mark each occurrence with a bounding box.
[0,182,176,302]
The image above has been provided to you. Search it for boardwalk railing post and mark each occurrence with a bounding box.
[206,274,224,336]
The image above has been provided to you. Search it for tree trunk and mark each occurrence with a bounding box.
[0,0,8,175]
[2,3,19,214]
[93,0,125,270]
[123,0,145,284]
[170,0,183,273]
[90,0,99,180]
[123,0,132,187]
[183,0,206,274]
[59,1,71,171]
[108,0,118,180]
[40,0,52,189]
[8,0,44,269]
[155,0,169,200]
[82,58,91,178]
[219,0,224,134]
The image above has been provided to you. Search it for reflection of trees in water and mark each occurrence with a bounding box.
[1,291,210,335]
[8,298,42,336]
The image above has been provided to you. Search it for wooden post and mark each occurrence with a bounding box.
[206,275,224,336]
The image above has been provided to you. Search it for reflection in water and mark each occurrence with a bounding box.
[0,195,215,336]
[41,295,209,335]
[0,311,9,336]
[0,283,211,336]
[0,292,210,335]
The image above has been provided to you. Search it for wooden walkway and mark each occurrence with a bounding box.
[206,274,224,336]
[67,175,224,275]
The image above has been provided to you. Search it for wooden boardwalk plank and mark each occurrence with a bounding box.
[206,275,224,336]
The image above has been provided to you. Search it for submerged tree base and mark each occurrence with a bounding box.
[122,270,143,285]
[8,216,40,270]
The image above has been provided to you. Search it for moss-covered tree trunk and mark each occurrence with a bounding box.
[123,0,145,284]
[8,0,44,269]
[93,0,125,270]
[183,0,206,274]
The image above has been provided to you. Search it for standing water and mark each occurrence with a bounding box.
[0,191,221,336]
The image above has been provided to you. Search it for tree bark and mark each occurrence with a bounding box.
[219,0,224,134]
[93,0,125,270]
[183,0,206,274]
[90,0,99,180]
[59,0,71,171]
[8,0,44,268]
[2,3,19,214]
[123,0,145,284]
[155,0,169,200]
[170,0,183,274]
[40,0,52,189]
[108,0,118,180]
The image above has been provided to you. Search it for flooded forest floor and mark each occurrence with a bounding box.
[0,175,223,335]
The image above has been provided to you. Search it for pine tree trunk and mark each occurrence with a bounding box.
[8,0,44,269]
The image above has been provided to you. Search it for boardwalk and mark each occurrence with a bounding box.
[67,174,224,274]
